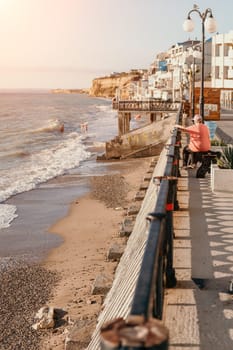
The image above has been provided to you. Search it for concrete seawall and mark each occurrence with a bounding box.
[86,119,233,350]
[87,146,170,349]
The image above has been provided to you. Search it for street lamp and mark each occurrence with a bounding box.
[183,5,217,122]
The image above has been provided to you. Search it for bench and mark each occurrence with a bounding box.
[195,151,221,178]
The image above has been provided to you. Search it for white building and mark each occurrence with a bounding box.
[212,30,233,109]
[212,30,233,88]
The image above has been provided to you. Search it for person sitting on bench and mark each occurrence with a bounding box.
[174,114,211,168]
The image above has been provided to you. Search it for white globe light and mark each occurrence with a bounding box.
[205,17,217,33]
[183,18,195,32]
[193,50,202,59]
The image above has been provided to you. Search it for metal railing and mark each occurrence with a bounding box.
[100,105,183,350]
[112,100,180,112]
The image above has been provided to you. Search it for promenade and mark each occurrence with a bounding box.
[164,119,233,350]
[78,115,233,350]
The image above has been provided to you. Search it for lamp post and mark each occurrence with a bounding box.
[183,5,217,122]
[191,59,196,119]
[190,48,202,118]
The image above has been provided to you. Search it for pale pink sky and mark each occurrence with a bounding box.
[0,0,232,89]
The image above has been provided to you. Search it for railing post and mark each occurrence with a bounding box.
[172,144,180,211]
[165,180,177,288]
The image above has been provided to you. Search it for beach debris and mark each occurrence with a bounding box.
[65,318,95,350]
[127,203,141,216]
[32,306,68,330]
[144,174,152,181]
[119,217,135,237]
[91,274,113,295]
[114,206,123,211]
[32,306,55,330]
[134,190,146,201]
[139,179,150,190]
[107,242,125,261]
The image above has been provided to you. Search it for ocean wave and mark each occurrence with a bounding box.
[0,204,18,229]
[0,133,91,204]
[31,118,65,133]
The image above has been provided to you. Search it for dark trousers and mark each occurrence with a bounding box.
[182,146,193,166]
[183,146,209,166]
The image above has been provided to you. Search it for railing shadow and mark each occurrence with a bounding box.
[188,175,233,349]
[163,158,233,349]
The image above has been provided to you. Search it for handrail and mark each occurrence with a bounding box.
[112,100,180,112]
[100,105,183,350]
[130,179,169,319]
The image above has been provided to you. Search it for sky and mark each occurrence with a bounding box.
[0,0,233,89]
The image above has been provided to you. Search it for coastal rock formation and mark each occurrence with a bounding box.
[51,71,143,99]
[89,71,143,98]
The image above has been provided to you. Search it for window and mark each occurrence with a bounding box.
[215,44,220,57]
[228,68,233,79]
[224,44,229,57]
[224,66,228,79]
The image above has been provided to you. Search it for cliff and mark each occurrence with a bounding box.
[89,72,143,99]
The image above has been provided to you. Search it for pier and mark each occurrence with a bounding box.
[99,100,181,160]
[112,100,180,136]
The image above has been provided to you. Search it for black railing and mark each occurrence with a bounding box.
[100,106,183,350]
[112,100,180,112]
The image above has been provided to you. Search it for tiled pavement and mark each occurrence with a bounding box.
[163,167,233,350]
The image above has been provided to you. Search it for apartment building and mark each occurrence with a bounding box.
[212,30,233,108]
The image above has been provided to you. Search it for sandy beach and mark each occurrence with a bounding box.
[0,156,152,350]
[39,156,153,349]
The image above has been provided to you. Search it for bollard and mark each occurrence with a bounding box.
[100,316,169,350]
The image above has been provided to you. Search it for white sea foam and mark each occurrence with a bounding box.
[91,141,105,148]
[0,132,91,204]
[0,93,116,231]
[0,204,18,229]
[96,105,110,111]
[0,133,90,229]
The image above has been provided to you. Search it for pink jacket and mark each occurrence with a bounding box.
[184,123,211,152]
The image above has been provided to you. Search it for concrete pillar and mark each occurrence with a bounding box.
[118,112,124,136]
[124,112,131,134]
[118,112,131,135]
[150,113,157,122]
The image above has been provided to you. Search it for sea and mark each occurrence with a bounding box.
[0,90,130,264]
